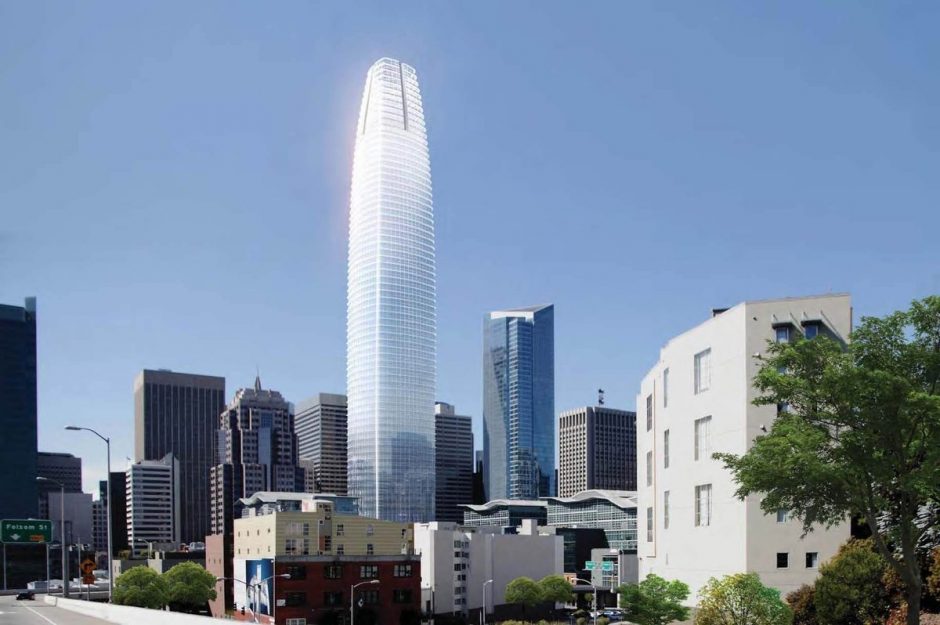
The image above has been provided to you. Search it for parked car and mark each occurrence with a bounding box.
[16,591,35,600]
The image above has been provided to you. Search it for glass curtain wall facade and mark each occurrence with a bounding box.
[347,58,436,522]
[483,305,555,500]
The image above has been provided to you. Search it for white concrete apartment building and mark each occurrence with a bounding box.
[413,520,563,617]
[637,293,852,603]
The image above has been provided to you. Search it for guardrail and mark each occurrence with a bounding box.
[45,596,220,625]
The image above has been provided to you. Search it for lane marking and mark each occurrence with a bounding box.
[24,605,60,625]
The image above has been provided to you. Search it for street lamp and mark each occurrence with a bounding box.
[481,579,493,625]
[66,425,113,603]
[351,579,379,625]
[256,573,290,623]
[217,577,257,623]
[572,578,597,625]
[36,477,67,598]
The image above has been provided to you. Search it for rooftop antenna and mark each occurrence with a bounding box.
[598,388,605,406]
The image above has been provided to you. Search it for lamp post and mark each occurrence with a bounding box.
[351,579,379,625]
[254,573,290,623]
[37,477,67,598]
[217,577,257,623]
[481,579,493,625]
[572,578,597,625]
[66,426,112,603]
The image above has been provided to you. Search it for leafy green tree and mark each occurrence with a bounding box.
[538,575,575,604]
[505,576,544,608]
[785,585,817,625]
[715,296,940,625]
[113,565,168,609]
[617,574,690,625]
[162,561,217,613]
[814,539,890,625]
[695,573,791,625]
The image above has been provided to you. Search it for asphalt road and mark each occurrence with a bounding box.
[0,596,110,625]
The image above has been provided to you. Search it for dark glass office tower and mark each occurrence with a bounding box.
[483,304,555,500]
[0,297,38,520]
[134,369,225,543]
[434,402,473,522]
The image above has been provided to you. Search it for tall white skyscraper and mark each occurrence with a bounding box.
[347,58,436,522]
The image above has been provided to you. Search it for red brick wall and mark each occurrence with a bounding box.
[273,558,421,625]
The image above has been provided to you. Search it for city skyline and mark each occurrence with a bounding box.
[2,3,938,491]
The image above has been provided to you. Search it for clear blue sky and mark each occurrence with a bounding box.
[2,2,938,493]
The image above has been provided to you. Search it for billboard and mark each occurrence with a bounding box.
[233,558,275,616]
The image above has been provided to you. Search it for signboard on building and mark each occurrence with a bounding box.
[1,519,53,544]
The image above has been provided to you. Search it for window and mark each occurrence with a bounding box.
[646,451,653,486]
[367,524,374,536]
[323,536,332,551]
[663,430,670,469]
[367,543,374,555]
[646,507,654,542]
[285,538,298,555]
[302,523,310,536]
[776,509,789,523]
[805,324,819,339]
[806,552,819,568]
[394,564,413,577]
[324,592,343,607]
[360,565,378,579]
[663,368,669,407]
[337,544,344,555]
[337,524,344,536]
[393,589,413,604]
[694,416,712,461]
[325,565,343,579]
[694,348,711,394]
[361,590,379,605]
[285,592,306,607]
[302,538,310,555]
[695,484,713,526]
[287,619,307,625]
[286,565,306,581]
[646,395,653,431]
[775,326,791,343]
[663,491,670,529]
[777,553,789,569]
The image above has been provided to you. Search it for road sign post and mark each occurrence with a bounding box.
[585,561,596,570]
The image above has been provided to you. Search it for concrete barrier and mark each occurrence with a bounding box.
[45,596,222,624]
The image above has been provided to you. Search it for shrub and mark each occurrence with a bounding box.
[785,585,816,625]
[814,539,890,625]
[695,573,791,625]
[618,574,690,625]
[163,561,217,613]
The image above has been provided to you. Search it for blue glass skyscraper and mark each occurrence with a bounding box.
[483,304,555,500]
[347,58,436,522]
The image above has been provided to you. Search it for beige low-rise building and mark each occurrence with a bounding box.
[233,499,413,560]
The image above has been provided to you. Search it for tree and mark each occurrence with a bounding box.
[538,574,575,604]
[813,539,890,625]
[617,574,690,625]
[162,561,217,613]
[113,565,168,609]
[505,576,544,608]
[785,585,817,625]
[695,573,791,625]
[715,296,940,625]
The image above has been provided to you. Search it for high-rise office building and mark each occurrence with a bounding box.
[209,377,302,536]
[0,297,38,520]
[558,406,637,497]
[347,57,436,522]
[134,369,225,543]
[295,393,347,495]
[483,304,555,500]
[637,294,852,602]
[434,402,473,523]
[126,453,181,551]
[37,451,83,518]
[472,450,486,505]
[99,472,128,553]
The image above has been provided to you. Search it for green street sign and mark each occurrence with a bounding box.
[1,519,53,544]
[602,562,615,572]
[585,561,596,570]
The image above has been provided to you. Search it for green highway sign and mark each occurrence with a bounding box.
[585,561,596,570]
[1,519,53,544]
[602,562,615,572]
